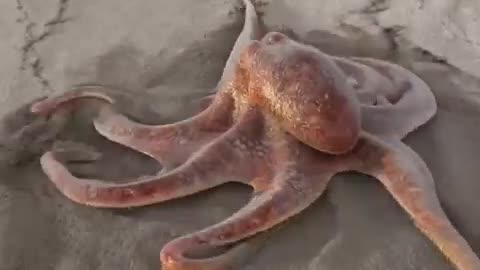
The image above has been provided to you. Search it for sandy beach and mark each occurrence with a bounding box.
[1,0,480,269]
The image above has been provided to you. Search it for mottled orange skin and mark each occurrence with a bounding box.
[28,32,479,270]
[238,32,361,154]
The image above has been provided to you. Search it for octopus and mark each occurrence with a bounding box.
[25,0,479,269]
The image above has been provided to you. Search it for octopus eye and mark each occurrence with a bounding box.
[263,32,288,45]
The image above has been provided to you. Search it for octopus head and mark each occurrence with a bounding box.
[240,32,361,154]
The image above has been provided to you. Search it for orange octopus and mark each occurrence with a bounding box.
[27,0,480,269]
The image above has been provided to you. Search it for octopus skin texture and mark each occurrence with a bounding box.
[27,0,480,269]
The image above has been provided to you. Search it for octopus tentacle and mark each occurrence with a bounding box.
[159,165,333,270]
[29,0,261,169]
[38,109,268,208]
[331,56,397,105]
[214,0,263,92]
[337,56,437,140]
[30,84,235,170]
[353,133,480,270]
[92,92,234,169]
[195,93,216,111]
[30,84,146,115]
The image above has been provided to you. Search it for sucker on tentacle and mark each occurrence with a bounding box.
[23,0,478,269]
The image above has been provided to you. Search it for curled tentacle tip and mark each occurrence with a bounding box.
[39,151,57,175]
[160,248,195,270]
[30,97,55,115]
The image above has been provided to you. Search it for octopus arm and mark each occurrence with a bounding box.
[159,163,333,270]
[31,85,235,170]
[352,58,437,140]
[91,92,234,169]
[355,133,480,270]
[36,109,266,208]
